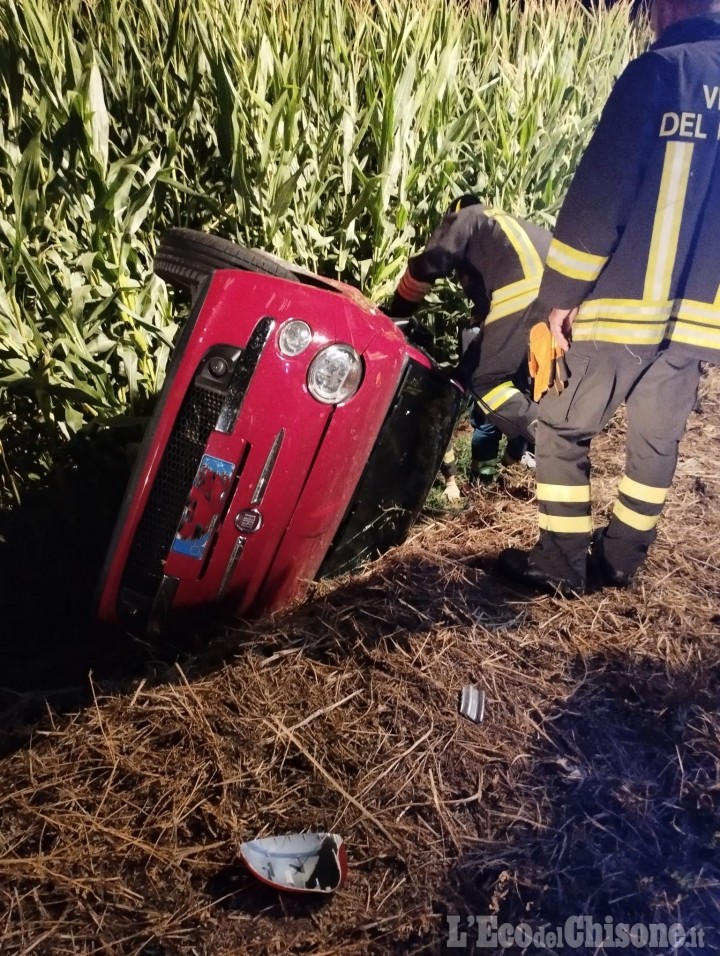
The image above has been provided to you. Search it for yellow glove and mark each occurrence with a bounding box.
[529,322,568,402]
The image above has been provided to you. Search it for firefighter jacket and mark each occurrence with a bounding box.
[539,14,720,363]
[390,204,551,329]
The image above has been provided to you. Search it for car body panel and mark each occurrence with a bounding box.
[97,265,459,636]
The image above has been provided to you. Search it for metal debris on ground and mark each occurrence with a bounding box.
[459,685,486,723]
[239,832,347,894]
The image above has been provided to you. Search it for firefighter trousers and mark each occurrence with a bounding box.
[529,342,702,583]
[458,306,539,444]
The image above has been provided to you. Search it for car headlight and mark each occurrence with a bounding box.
[307,345,363,404]
[278,319,313,356]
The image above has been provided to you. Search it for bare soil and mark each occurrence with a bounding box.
[1,368,719,956]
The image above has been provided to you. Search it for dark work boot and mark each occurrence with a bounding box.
[495,547,586,597]
[469,458,499,485]
[587,529,635,589]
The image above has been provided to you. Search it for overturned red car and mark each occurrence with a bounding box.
[96,230,463,636]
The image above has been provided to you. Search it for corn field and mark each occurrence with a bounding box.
[0,0,642,499]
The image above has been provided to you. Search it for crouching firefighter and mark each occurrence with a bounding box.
[382,195,551,496]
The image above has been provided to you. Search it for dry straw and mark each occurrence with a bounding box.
[1,369,718,955]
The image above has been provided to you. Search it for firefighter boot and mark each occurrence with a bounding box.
[470,459,499,485]
[587,528,635,589]
[495,532,587,597]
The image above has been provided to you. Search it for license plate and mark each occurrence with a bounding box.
[171,454,235,560]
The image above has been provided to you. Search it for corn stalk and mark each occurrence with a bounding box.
[0,0,642,498]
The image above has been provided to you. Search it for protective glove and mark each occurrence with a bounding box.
[406,316,435,352]
[441,475,462,502]
[528,322,568,402]
[379,292,417,319]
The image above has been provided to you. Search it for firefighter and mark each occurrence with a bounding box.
[383,195,551,498]
[496,0,720,596]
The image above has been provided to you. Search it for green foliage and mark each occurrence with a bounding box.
[0,0,643,498]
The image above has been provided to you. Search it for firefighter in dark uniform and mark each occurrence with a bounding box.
[384,195,551,497]
[497,0,720,595]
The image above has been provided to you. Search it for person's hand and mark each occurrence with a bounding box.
[548,307,578,351]
[378,293,416,320]
[528,322,568,401]
[441,476,462,502]
[406,317,435,352]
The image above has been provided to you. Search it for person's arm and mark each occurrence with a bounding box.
[539,54,666,332]
[440,449,461,501]
[385,208,479,317]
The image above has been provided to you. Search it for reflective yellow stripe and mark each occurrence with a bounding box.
[485,209,543,281]
[672,300,720,349]
[671,322,720,349]
[573,295,720,347]
[573,298,670,344]
[537,483,591,503]
[443,450,455,466]
[538,514,593,533]
[486,291,538,325]
[572,323,666,345]
[546,237,608,282]
[480,381,518,411]
[618,475,667,505]
[577,298,672,322]
[491,276,540,306]
[644,141,693,303]
[563,287,720,350]
[485,277,540,325]
[676,299,720,323]
[612,501,659,532]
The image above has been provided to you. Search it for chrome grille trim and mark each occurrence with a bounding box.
[218,536,247,598]
[215,317,275,434]
[251,428,285,505]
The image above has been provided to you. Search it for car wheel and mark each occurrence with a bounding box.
[154,228,300,294]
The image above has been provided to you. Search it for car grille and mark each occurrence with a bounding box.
[118,318,275,625]
[122,383,225,593]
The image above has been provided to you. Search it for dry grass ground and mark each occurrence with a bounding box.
[1,369,719,955]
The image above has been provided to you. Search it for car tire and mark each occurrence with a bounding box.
[154,228,300,293]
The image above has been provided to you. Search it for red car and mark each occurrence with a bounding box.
[96,230,463,636]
